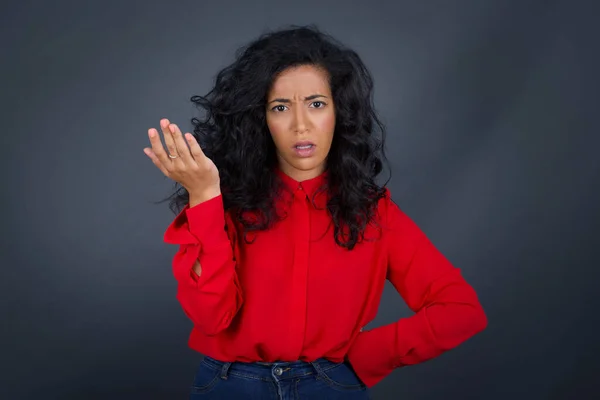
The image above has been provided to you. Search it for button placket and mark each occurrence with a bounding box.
[286,184,310,360]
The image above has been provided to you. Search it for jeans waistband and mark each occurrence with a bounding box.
[202,355,342,381]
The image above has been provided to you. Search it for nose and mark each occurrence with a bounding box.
[292,106,309,134]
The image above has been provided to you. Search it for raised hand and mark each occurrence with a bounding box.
[143,118,221,206]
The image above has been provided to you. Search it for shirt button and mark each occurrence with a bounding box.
[274,367,283,376]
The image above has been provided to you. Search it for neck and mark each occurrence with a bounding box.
[277,162,325,182]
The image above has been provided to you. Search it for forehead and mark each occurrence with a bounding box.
[269,65,331,95]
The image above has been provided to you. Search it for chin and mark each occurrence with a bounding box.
[293,158,326,171]
[280,155,326,175]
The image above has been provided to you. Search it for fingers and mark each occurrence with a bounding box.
[143,146,170,177]
[168,123,194,163]
[147,127,171,166]
[145,119,206,179]
[185,132,207,162]
[160,119,179,159]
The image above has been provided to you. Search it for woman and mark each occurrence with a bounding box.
[143,25,487,399]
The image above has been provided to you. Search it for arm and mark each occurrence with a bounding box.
[346,195,488,387]
[163,194,243,336]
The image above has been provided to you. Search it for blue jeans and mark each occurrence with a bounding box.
[189,355,371,399]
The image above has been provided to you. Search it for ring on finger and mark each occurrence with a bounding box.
[168,153,178,159]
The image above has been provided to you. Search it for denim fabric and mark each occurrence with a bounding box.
[189,355,371,399]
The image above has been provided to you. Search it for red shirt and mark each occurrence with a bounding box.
[163,168,487,387]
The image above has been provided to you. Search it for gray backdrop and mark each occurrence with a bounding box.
[2,0,598,399]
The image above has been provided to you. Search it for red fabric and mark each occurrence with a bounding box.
[164,168,487,387]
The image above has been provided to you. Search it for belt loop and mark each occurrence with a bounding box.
[220,362,232,380]
[310,360,326,379]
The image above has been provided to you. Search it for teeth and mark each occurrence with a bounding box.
[296,145,312,149]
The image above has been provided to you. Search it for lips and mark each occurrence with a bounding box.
[292,141,316,157]
[293,140,315,149]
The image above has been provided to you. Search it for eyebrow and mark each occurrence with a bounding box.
[268,94,328,104]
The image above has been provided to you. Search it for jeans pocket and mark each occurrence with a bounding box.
[190,359,221,394]
[316,363,367,392]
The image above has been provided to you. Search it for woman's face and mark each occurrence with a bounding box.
[266,64,335,182]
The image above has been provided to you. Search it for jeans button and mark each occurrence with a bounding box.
[274,367,283,376]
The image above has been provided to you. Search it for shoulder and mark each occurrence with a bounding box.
[376,187,424,238]
[376,187,401,222]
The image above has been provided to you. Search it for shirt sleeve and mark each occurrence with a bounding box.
[163,194,243,336]
[346,193,488,387]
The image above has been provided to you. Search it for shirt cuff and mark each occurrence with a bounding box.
[346,323,398,388]
[185,194,230,251]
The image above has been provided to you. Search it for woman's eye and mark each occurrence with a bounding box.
[311,101,325,108]
[272,105,287,112]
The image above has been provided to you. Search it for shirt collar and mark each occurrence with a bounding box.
[275,166,329,209]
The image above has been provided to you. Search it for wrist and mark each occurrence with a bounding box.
[188,188,221,207]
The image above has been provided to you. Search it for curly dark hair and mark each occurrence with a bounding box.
[161,24,391,250]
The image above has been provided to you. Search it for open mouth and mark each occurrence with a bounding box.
[293,142,316,157]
